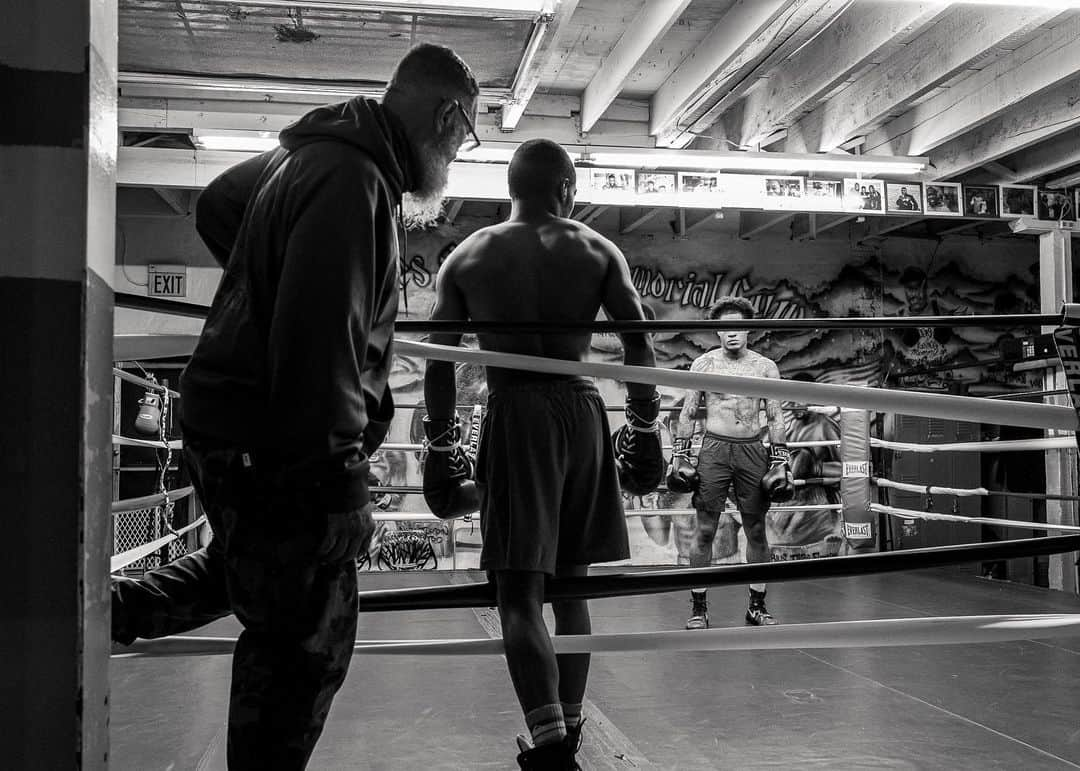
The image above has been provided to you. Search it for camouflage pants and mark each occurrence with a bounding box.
[113,439,369,770]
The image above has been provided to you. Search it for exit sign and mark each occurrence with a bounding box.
[148,264,187,298]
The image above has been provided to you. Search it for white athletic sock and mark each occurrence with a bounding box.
[526,704,566,747]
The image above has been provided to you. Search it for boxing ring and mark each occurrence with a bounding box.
[108,306,1080,770]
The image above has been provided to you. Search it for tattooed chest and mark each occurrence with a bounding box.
[697,355,768,427]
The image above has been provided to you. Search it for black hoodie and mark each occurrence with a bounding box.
[180,98,410,510]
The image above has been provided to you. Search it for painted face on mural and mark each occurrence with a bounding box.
[904,280,928,314]
[717,309,749,353]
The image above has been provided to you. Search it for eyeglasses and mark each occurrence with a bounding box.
[453,100,481,154]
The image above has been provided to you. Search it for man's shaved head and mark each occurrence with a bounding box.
[508,139,576,201]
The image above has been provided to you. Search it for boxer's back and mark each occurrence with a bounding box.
[448,216,615,389]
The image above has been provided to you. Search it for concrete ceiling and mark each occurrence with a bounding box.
[116,0,1080,240]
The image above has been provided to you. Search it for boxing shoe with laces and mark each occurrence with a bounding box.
[514,734,581,770]
[745,589,778,626]
[685,590,709,630]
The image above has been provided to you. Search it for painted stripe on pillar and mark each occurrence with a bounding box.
[0,64,86,147]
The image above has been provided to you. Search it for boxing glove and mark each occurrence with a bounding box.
[421,416,479,520]
[134,391,162,435]
[666,436,700,494]
[612,393,664,496]
[761,444,795,503]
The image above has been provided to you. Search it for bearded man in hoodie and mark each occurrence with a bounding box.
[111,43,479,769]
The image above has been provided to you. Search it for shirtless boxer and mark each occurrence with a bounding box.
[423,138,659,770]
[667,296,793,628]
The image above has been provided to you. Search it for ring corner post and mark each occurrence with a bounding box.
[840,409,876,554]
[1041,229,1079,594]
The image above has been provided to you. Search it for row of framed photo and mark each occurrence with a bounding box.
[584,167,1077,220]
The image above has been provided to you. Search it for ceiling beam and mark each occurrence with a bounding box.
[581,205,610,225]
[738,211,790,240]
[785,5,1054,153]
[686,211,719,233]
[865,14,1080,157]
[792,212,853,241]
[580,0,691,134]
[443,199,465,225]
[153,188,189,215]
[733,1,948,149]
[649,0,796,147]
[501,0,582,130]
[926,76,1080,181]
[1008,127,1080,184]
[619,206,664,235]
[682,0,850,148]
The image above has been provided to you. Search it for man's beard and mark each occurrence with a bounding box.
[401,137,452,230]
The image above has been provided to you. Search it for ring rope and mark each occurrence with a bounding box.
[353,535,1080,611]
[394,341,1076,431]
[111,294,1064,331]
[368,478,838,496]
[872,503,1080,534]
[110,515,207,573]
[113,613,1080,659]
[873,477,1080,502]
[370,504,843,524]
[113,367,181,397]
[112,486,194,514]
[871,436,1075,454]
[113,435,184,450]
[377,439,839,452]
[108,333,1076,431]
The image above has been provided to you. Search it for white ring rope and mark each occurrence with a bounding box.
[110,334,1076,430]
[113,435,184,450]
[372,505,843,524]
[111,613,1080,659]
[396,340,1076,431]
[379,440,839,452]
[112,486,194,514]
[110,515,207,573]
[872,503,1080,534]
[872,436,1076,454]
[874,478,987,497]
[113,367,181,397]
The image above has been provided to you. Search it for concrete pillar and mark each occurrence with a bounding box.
[1040,229,1078,594]
[0,0,117,767]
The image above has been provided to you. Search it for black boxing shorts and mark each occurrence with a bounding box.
[476,378,630,575]
[694,433,769,522]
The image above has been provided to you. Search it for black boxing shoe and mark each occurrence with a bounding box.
[514,736,580,771]
[745,589,778,626]
[685,590,709,630]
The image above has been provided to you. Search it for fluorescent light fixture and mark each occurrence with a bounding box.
[583,149,928,176]
[192,130,280,152]
[219,0,547,17]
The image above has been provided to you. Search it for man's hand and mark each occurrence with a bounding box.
[613,393,665,495]
[422,416,480,520]
[317,504,376,564]
[666,436,700,494]
[761,445,795,503]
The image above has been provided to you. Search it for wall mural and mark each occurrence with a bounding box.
[353,219,1041,570]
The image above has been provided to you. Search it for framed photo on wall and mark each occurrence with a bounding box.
[1037,189,1075,221]
[923,182,961,216]
[678,172,722,207]
[999,184,1036,216]
[636,172,676,197]
[843,178,884,212]
[963,185,998,218]
[763,175,804,201]
[886,182,923,213]
[805,179,844,211]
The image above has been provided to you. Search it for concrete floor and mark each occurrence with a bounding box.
[111,567,1080,770]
